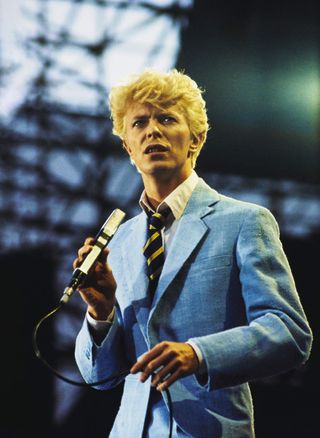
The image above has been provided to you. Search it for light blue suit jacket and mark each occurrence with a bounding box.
[75,178,312,438]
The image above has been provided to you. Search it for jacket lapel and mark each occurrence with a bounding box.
[150,179,220,314]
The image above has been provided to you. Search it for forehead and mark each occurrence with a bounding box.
[124,101,184,120]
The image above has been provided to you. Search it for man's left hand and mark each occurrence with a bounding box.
[130,341,199,391]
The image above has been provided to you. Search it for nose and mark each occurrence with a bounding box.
[146,119,162,138]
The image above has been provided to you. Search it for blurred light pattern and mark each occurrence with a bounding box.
[1,0,193,118]
[202,171,320,238]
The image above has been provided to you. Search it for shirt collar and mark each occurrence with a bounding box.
[139,170,199,220]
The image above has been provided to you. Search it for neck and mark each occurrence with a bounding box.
[142,169,192,209]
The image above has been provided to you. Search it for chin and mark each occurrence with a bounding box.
[148,164,176,175]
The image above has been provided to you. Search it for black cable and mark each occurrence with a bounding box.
[165,384,173,438]
[32,302,129,386]
[32,301,173,437]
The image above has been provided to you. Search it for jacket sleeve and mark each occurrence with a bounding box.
[189,207,313,391]
[74,305,130,390]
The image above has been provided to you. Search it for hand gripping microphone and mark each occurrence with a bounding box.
[60,208,126,304]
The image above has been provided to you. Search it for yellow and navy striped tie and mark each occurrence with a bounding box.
[143,209,170,294]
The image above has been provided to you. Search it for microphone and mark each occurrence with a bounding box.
[60,208,126,304]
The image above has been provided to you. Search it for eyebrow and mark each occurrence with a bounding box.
[131,114,149,120]
[132,111,178,119]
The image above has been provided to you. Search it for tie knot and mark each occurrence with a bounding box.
[148,208,170,231]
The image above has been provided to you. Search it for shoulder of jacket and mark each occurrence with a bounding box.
[218,193,272,215]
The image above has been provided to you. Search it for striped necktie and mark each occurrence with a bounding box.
[143,209,170,295]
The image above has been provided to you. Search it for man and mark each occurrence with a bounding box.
[74,69,312,437]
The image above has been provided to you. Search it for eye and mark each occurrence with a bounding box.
[160,115,176,124]
[132,118,147,128]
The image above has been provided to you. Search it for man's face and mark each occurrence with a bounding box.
[122,102,199,181]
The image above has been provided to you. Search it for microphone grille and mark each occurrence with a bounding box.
[102,208,126,237]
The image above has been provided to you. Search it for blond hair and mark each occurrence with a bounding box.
[109,69,210,168]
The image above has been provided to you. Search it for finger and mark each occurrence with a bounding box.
[151,361,177,387]
[139,350,174,382]
[94,261,106,273]
[73,254,92,270]
[156,368,181,391]
[78,245,93,259]
[137,359,166,383]
[130,349,160,374]
[84,237,95,245]
[130,343,168,374]
[102,247,110,257]
[96,248,110,266]
[73,257,80,269]
[78,287,101,306]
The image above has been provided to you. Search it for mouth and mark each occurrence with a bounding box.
[144,144,169,154]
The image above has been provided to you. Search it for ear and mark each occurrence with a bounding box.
[122,139,132,156]
[189,132,204,153]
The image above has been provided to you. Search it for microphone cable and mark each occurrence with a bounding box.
[32,300,173,438]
